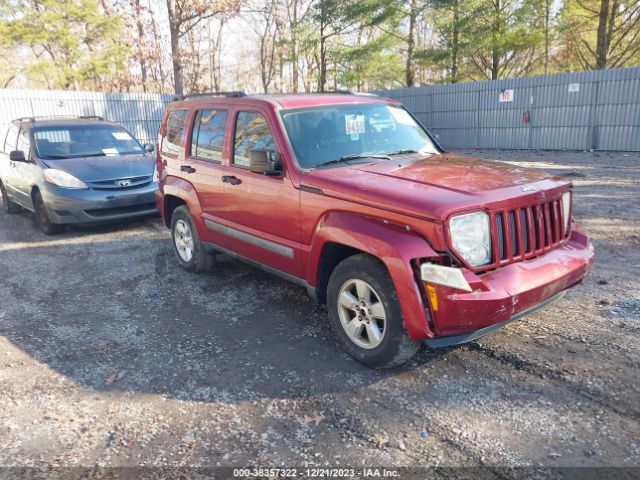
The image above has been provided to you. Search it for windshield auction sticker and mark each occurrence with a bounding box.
[345,114,366,136]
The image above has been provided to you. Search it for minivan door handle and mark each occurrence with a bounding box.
[180,165,196,173]
[221,175,242,185]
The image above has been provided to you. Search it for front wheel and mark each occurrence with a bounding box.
[33,191,64,235]
[170,205,213,273]
[327,254,421,368]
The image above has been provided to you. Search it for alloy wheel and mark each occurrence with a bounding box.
[174,219,195,262]
[337,279,387,349]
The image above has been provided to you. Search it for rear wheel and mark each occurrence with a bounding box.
[0,179,20,214]
[327,253,421,368]
[170,205,213,272]
[33,191,64,235]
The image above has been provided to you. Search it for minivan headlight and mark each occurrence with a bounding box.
[43,169,88,189]
[449,211,491,267]
[562,191,571,231]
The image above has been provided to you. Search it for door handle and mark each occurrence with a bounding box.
[180,165,196,173]
[221,175,241,185]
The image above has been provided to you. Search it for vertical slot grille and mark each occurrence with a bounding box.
[490,196,568,269]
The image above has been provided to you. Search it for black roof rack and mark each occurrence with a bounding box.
[78,115,104,120]
[173,91,247,101]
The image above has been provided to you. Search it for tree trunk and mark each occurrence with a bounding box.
[319,21,327,92]
[543,0,550,74]
[134,0,147,92]
[451,0,459,83]
[166,0,183,96]
[405,0,417,87]
[491,0,501,80]
[595,0,610,69]
[290,0,299,92]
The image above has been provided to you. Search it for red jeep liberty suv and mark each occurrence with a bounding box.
[156,92,594,368]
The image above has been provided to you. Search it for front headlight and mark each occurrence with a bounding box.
[43,169,88,189]
[449,211,491,267]
[562,191,571,232]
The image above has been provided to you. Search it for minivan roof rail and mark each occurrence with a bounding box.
[12,115,105,123]
[174,91,247,101]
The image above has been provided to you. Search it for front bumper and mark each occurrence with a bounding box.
[423,226,594,342]
[41,182,159,224]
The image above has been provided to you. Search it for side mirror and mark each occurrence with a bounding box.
[9,150,27,162]
[249,149,282,175]
[144,143,155,153]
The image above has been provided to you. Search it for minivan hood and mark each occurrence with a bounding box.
[41,154,154,182]
[302,153,569,221]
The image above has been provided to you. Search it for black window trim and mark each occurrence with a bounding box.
[231,109,277,171]
[161,108,189,157]
[189,108,228,164]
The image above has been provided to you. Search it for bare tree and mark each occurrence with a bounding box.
[164,0,239,95]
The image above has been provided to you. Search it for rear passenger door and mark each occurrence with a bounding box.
[184,108,228,222]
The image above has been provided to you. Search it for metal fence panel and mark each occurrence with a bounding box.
[0,89,172,145]
[375,67,640,151]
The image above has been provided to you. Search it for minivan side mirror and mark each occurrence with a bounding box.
[9,150,27,162]
[144,143,155,153]
[249,149,282,175]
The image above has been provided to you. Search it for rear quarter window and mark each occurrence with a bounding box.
[161,110,188,155]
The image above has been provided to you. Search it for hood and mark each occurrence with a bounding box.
[41,153,155,182]
[302,153,569,221]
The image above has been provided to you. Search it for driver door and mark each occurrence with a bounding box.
[212,108,302,278]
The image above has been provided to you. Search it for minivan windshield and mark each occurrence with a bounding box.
[280,103,439,169]
[33,124,145,159]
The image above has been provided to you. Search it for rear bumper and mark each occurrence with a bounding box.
[41,182,159,224]
[423,225,594,341]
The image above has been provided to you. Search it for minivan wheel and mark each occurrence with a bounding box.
[33,191,64,235]
[327,253,421,369]
[170,205,213,272]
[0,180,20,214]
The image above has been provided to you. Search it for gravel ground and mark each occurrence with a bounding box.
[0,149,638,475]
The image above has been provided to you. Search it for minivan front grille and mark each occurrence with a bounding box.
[489,197,569,268]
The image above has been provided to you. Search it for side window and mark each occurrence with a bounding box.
[190,109,227,162]
[161,110,188,155]
[16,128,31,159]
[233,111,275,168]
[4,124,19,154]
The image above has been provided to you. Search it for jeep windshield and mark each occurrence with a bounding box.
[33,125,145,159]
[279,103,440,169]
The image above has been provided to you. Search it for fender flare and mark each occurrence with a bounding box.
[308,211,438,340]
[160,176,207,237]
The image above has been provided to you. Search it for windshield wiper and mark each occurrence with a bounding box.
[313,152,391,169]
[383,149,420,156]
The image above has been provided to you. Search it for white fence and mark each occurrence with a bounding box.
[0,89,173,145]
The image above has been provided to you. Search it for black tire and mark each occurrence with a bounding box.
[327,253,421,369]
[170,205,213,273]
[0,179,20,214]
[33,190,64,235]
